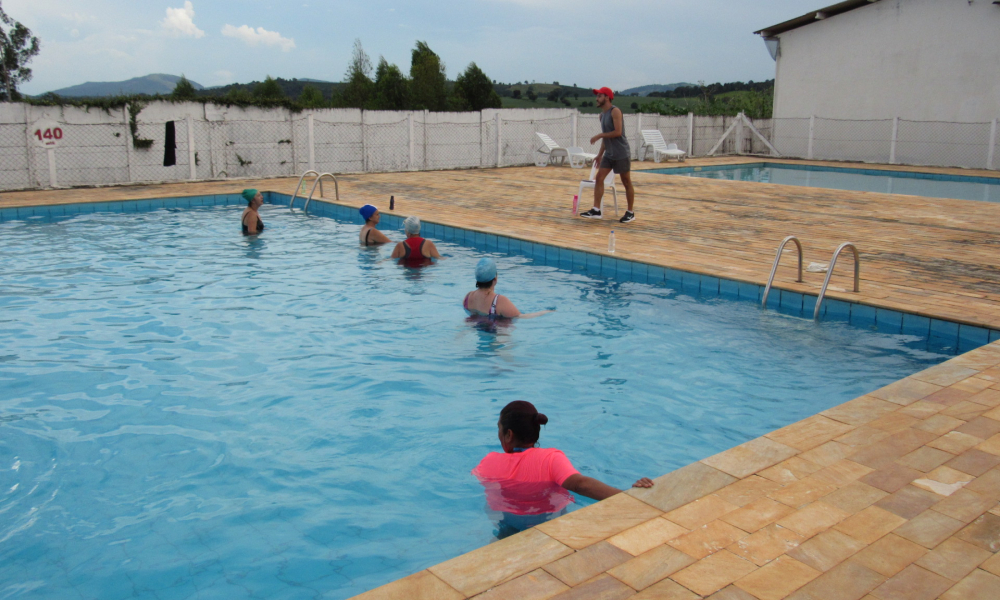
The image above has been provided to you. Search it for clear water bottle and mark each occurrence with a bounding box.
[608,230,615,253]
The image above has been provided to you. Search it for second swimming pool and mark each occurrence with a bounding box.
[0,199,963,599]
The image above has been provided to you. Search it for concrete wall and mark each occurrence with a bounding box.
[772,0,1000,122]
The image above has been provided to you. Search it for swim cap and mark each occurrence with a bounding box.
[242,189,258,202]
[475,257,497,283]
[359,204,378,221]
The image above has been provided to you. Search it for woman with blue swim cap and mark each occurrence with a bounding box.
[463,258,552,319]
[240,189,264,235]
[358,204,391,246]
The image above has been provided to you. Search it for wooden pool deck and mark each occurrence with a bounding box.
[5,157,1000,600]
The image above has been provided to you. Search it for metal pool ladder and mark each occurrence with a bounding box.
[814,242,860,320]
[289,170,340,213]
[762,236,803,308]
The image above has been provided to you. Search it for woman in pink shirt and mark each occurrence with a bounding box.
[472,401,653,537]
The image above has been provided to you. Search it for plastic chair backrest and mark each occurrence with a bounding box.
[587,163,615,185]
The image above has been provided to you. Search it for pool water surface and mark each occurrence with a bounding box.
[0,202,961,599]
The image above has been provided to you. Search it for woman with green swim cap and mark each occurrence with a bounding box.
[241,189,264,235]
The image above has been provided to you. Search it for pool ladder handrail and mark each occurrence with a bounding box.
[813,242,860,320]
[289,171,340,213]
[762,236,803,308]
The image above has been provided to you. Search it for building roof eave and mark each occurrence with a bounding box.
[755,0,880,38]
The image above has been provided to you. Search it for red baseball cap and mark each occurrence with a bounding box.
[592,87,614,100]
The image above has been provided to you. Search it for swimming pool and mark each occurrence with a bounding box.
[649,162,1000,202]
[0,196,982,599]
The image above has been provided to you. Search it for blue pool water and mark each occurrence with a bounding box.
[651,162,1000,202]
[0,200,968,599]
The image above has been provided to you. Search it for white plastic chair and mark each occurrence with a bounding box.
[639,130,687,162]
[567,146,597,169]
[535,132,569,167]
[576,162,618,216]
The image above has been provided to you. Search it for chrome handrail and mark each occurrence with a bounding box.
[289,170,320,211]
[814,242,860,320]
[762,235,803,308]
[302,173,339,213]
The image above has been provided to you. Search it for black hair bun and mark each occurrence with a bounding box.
[535,413,548,425]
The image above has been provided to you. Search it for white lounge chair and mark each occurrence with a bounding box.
[567,146,597,169]
[639,130,687,162]
[535,132,569,167]
[576,162,618,217]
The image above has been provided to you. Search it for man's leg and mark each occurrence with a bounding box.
[592,167,613,210]
[620,171,635,213]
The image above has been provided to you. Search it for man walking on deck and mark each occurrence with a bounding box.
[579,87,636,222]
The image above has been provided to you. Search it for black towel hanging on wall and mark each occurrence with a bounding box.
[163,121,177,166]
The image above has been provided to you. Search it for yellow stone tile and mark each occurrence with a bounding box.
[712,476,783,507]
[981,551,1000,577]
[669,551,756,597]
[733,555,820,600]
[925,465,976,485]
[927,431,984,454]
[810,459,874,486]
[765,415,855,451]
[542,542,632,587]
[728,523,804,566]
[429,528,573,596]
[913,414,967,435]
[911,364,981,388]
[787,529,867,572]
[977,433,1000,456]
[899,400,947,419]
[821,480,890,514]
[950,376,997,393]
[849,533,928,577]
[472,569,569,600]
[757,457,822,484]
[546,574,635,600]
[870,378,943,406]
[821,396,900,427]
[776,502,851,538]
[667,520,749,560]
[628,462,736,513]
[354,570,464,600]
[892,509,966,549]
[968,389,1000,408]
[536,493,663,550]
[606,544,697,591]
[937,568,1000,600]
[629,578,700,600]
[768,476,839,508]
[665,495,739,530]
[914,538,992,582]
[606,517,689,556]
[721,497,796,533]
[798,441,854,467]
[833,506,907,544]
[701,437,799,479]
[867,412,919,433]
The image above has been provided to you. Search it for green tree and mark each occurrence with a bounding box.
[511,89,521,100]
[0,3,40,101]
[452,62,501,111]
[171,75,198,101]
[253,75,285,100]
[299,84,325,108]
[371,57,409,110]
[342,39,373,108]
[409,41,447,111]
[546,88,560,102]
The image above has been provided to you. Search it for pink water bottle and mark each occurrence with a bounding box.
[572,194,579,215]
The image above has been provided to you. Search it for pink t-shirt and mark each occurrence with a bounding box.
[472,448,580,515]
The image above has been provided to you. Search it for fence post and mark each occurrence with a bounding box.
[807,115,815,160]
[687,112,694,156]
[361,110,367,172]
[495,112,503,167]
[287,112,296,176]
[23,105,36,187]
[46,148,58,188]
[889,116,899,164]
[572,111,578,147]
[307,113,315,172]
[123,107,134,182]
[636,113,642,160]
[423,110,429,169]
[187,115,197,180]
[988,118,997,170]
[735,113,744,155]
[408,112,415,170]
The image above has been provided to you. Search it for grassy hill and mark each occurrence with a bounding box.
[46,74,204,97]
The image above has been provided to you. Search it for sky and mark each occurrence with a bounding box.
[9,0,826,95]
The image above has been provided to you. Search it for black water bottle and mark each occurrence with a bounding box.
[389,195,395,211]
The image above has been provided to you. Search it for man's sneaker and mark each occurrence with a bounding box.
[619,211,635,223]
[579,208,602,219]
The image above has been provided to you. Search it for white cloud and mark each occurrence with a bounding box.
[221,24,295,52]
[162,1,205,38]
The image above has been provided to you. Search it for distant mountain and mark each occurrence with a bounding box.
[46,74,204,97]
[201,78,343,100]
[619,83,696,97]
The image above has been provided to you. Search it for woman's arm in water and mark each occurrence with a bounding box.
[562,474,654,502]
[495,296,553,319]
[390,241,405,258]
[369,228,392,244]
[425,240,442,259]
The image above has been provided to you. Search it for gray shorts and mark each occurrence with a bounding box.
[600,155,631,174]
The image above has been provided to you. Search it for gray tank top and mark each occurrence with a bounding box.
[600,106,630,160]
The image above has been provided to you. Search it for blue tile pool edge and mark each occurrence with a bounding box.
[644,161,1000,185]
[4,191,998,353]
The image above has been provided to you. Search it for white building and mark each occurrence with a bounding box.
[757,0,1000,122]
